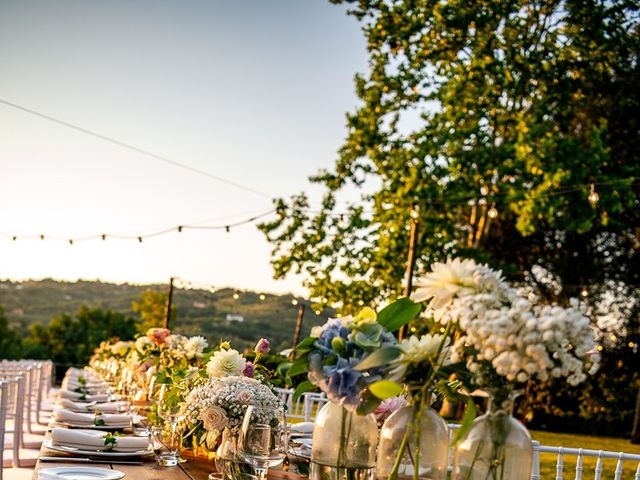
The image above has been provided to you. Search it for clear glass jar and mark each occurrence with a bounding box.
[310,402,379,480]
[452,391,532,480]
[376,402,449,480]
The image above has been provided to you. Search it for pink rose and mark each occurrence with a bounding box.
[254,338,270,355]
[200,405,228,432]
[237,389,253,404]
[147,328,171,346]
[374,396,407,423]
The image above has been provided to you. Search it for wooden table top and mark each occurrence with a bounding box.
[33,433,304,480]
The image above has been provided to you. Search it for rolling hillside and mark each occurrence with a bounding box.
[0,279,330,351]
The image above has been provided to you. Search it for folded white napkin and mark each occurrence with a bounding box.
[65,368,102,382]
[51,427,149,452]
[58,398,128,413]
[54,408,131,426]
[290,422,314,433]
[62,378,108,393]
[59,390,110,402]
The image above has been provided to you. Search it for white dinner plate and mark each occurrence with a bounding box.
[43,439,153,458]
[39,466,125,479]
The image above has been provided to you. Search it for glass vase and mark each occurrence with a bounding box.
[310,401,379,480]
[376,401,449,480]
[215,428,254,479]
[452,391,532,480]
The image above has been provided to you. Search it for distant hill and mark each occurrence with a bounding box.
[0,279,330,352]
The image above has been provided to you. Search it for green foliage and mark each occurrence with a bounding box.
[132,290,172,334]
[0,280,329,354]
[23,306,138,366]
[259,0,639,312]
[0,305,22,359]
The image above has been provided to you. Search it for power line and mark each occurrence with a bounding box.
[0,98,273,200]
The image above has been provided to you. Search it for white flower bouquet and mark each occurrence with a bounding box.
[182,375,284,449]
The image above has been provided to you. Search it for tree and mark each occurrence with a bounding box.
[0,305,22,359]
[24,306,138,366]
[261,0,639,310]
[259,0,640,434]
[132,290,174,334]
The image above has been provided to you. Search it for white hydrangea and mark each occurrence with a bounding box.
[206,349,246,378]
[414,258,600,387]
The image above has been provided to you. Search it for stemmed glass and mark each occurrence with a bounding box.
[154,384,185,466]
[238,405,287,480]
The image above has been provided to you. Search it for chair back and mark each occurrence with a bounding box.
[0,376,24,469]
[274,387,306,421]
[303,392,327,422]
[531,440,640,480]
[0,381,9,480]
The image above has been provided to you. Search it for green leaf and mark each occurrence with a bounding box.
[354,346,402,371]
[287,356,309,377]
[369,380,404,399]
[453,397,477,445]
[376,297,422,332]
[296,336,317,350]
[293,380,316,402]
[356,390,381,415]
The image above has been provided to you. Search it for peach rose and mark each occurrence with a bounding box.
[200,405,228,432]
[147,328,171,346]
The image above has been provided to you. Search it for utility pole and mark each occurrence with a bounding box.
[164,277,174,329]
[291,303,305,349]
[399,205,420,341]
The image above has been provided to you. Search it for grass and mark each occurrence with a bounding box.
[531,430,640,479]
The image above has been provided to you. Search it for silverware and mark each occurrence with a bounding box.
[39,456,144,465]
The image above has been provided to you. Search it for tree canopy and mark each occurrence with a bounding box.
[260,0,639,312]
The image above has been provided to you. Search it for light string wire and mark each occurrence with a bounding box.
[0,209,276,243]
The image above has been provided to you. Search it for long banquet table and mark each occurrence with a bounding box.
[32,430,299,480]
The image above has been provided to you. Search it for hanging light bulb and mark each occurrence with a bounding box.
[233,293,239,300]
[588,183,600,206]
[101,234,107,240]
[137,237,143,243]
[291,299,298,306]
[487,204,498,219]
[259,294,266,301]
[225,226,230,233]
[40,234,45,240]
[68,239,74,246]
[581,288,588,297]
[12,236,17,241]
[177,226,183,233]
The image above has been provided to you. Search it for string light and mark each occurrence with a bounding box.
[1,209,275,245]
[233,293,240,300]
[68,239,73,245]
[588,183,600,206]
[487,204,498,219]
[291,299,298,306]
[581,288,589,297]
[259,294,266,301]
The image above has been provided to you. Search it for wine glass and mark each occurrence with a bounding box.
[238,405,287,480]
[156,384,185,465]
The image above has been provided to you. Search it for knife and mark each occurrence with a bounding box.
[39,456,144,465]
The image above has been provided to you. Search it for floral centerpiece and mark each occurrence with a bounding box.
[179,339,283,453]
[410,258,600,480]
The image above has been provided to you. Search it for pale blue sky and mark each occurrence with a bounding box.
[0,0,367,295]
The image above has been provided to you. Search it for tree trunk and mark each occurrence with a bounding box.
[632,387,640,444]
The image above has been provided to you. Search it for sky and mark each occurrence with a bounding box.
[0,0,368,295]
